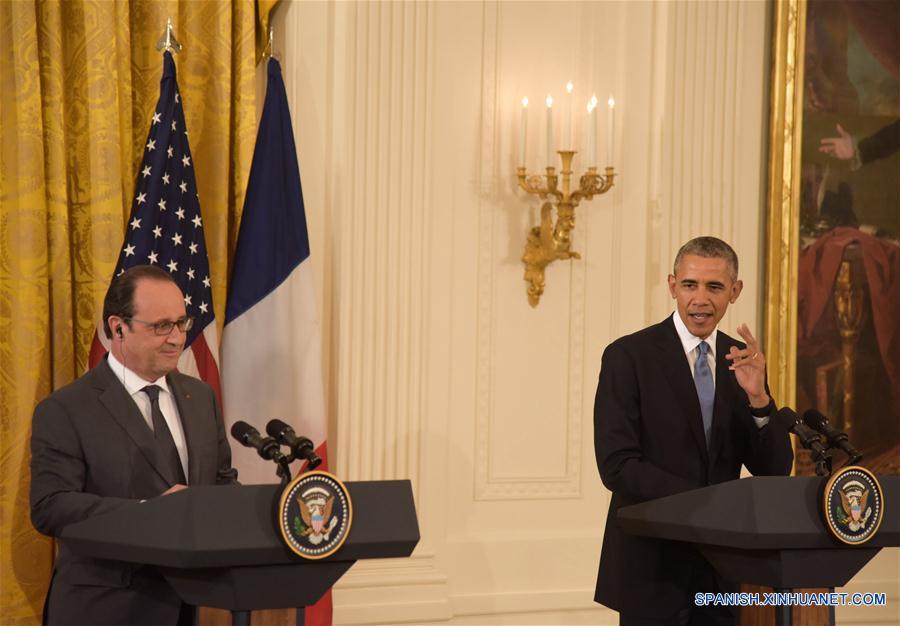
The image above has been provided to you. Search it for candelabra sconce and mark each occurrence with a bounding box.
[517,150,615,307]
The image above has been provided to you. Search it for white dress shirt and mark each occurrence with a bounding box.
[107,352,190,482]
[671,312,768,428]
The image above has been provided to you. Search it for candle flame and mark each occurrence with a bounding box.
[546,94,553,108]
[522,96,528,108]
[608,95,616,108]
[566,81,573,94]
[587,100,595,113]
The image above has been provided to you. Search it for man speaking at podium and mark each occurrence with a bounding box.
[593,237,794,626]
[30,266,237,626]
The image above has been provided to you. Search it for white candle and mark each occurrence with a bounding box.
[588,95,598,167]
[607,95,616,165]
[564,81,573,149]
[519,97,528,166]
[545,93,554,167]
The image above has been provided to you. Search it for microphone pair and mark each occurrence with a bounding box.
[230,419,323,469]
[801,409,862,465]
[772,407,862,474]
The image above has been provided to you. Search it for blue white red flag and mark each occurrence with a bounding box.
[220,57,330,624]
[89,51,219,396]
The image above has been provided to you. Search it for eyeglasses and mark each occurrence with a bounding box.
[125,316,194,336]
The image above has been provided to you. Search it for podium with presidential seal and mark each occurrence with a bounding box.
[59,475,419,626]
[617,470,898,626]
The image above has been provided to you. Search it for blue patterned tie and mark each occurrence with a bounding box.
[694,341,714,447]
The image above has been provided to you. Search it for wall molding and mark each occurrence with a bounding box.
[331,3,433,509]
[473,2,585,502]
[650,0,763,331]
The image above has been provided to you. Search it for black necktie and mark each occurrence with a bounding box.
[142,385,186,485]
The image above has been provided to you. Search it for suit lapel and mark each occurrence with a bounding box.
[168,373,203,485]
[92,360,179,487]
[656,318,709,464]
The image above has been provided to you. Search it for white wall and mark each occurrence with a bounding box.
[270,1,898,624]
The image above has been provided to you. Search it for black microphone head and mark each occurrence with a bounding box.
[230,420,257,443]
[772,407,799,431]
[802,409,828,430]
[257,436,283,461]
[266,418,294,440]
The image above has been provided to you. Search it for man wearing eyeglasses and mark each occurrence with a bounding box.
[30,265,237,626]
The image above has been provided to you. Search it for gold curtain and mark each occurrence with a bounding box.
[0,1,278,623]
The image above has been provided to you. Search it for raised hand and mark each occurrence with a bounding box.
[819,124,855,160]
[725,323,769,407]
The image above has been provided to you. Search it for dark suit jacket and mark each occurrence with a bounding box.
[30,358,237,626]
[859,118,900,165]
[593,316,793,618]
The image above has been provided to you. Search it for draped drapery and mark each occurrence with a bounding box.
[0,1,277,623]
[843,0,900,80]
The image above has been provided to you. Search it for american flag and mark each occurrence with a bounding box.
[89,51,220,396]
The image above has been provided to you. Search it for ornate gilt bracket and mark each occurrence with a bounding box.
[517,150,615,306]
[833,249,867,441]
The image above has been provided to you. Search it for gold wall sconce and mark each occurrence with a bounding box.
[517,153,615,307]
[517,90,616,307]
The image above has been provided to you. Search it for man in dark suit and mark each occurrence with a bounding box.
[593,237,794,626]
[30,265,237,626]
[819,119,900,167]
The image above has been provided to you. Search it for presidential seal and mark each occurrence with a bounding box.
[278,471,352,559]
[822,466,884,546]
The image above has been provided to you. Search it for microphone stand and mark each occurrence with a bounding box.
[812,448,832,477]
[795,430,832,477]
[789,421,832,476]
[276,456,293,487]
[274,448,321,487]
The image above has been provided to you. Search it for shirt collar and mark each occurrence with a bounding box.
[672,311,717,358]
[107,351,171,396]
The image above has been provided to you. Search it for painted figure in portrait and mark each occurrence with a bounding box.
[797,0,900,474]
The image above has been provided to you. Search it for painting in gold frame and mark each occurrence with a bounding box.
[765,0,900,478]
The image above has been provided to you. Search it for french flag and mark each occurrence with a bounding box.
[221,57,331,624]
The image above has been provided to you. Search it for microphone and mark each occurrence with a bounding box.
[802,409,862,465]
[230,421,287,462]
[266,419,322,470]
[773,408,827,454]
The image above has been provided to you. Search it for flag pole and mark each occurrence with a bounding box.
[155,17,183,54]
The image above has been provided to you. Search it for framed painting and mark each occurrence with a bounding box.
[765,0,900,477]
